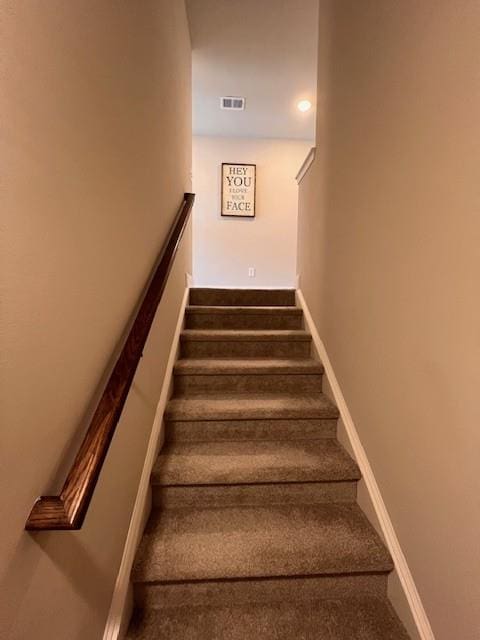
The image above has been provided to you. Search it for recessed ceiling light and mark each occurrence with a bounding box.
[297,99,312,113]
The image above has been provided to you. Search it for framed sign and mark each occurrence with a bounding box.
[221,163,256,217]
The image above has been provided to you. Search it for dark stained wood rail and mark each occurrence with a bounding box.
[26,193,195,531]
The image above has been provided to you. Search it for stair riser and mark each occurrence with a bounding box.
[190,289,296,307]
[166,419,337,442]
[153,481,357,508]
[181,340,311,358]
[186,313,303,330]
[134,574,388,610]
[174,373,323,394]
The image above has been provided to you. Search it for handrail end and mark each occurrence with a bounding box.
[25,496,79,531]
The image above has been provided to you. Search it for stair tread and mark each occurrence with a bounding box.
[127,596,409,640]
[186,305,302,314]
[174,358,323,375]
[189,288,296,307]
[166,393,339,421]
[181,329,311,341]
[153,439,360,486]
[132,502,393,584]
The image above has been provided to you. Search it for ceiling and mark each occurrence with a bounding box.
[187,0,319,141]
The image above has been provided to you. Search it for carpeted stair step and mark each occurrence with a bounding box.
[152,439,360,507]
[174,358,324,394]
[185,305,304,330]
[180,329,311,358]
[166,417,338,443]
[189,288,296,307]
[127,595,409,640]
[153,439,359,485]
[133,573,389,611]
[132,572,390,611]
[131,502,393,585]
[165,392,339,422]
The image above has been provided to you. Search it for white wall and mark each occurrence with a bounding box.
[193,136,311,288]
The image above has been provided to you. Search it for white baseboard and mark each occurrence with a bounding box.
[102,286,189,640]
[296,289,434,640]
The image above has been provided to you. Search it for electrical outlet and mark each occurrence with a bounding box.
[248,267,256,277]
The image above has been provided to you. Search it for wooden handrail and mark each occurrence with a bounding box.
[26,193,195,531]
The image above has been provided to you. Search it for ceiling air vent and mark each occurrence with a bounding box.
[220,96,245,111]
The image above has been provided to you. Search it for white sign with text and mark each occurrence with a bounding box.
[221,163,256,217]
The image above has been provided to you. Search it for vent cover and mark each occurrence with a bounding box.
[220,96,245,111]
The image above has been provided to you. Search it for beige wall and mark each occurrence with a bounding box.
[0,2,191,639]
[297,1,480,638]
[193,136,311,288]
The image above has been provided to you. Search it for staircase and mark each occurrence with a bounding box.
[127,288,409,639]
